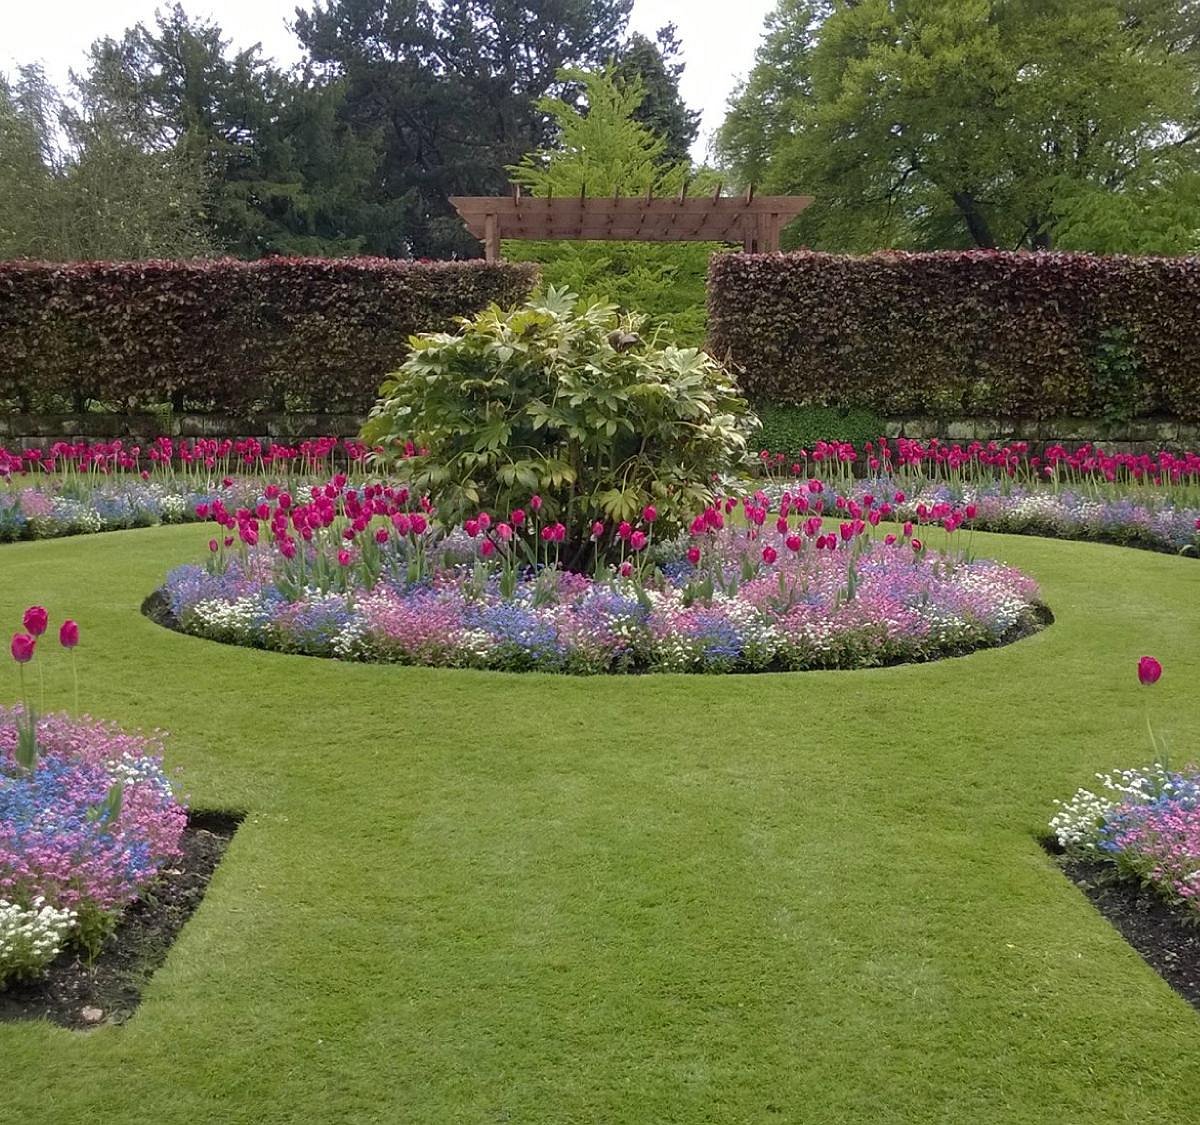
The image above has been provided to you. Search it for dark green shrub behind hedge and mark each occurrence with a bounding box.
[707,250,1200,422]
[0,257,538,413]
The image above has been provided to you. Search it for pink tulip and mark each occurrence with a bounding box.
[337,549,351,566]
[22,606,48,637]
[481,539,496,557]
[911,538,923,552]
[510,509,526,526]
[686,547,701,565]
[785,535,801,552]
[618,521,633,541]
[761,545,777,564]
[10,633,35,664]
[496,522,513,541]
[642,505,657,523]
[410,515,427,534]
[1138,656,1162,685]
[619,561,633,577]
[530,495,543,512]
[630,530,647,551]
[209,539,219,552]
[375,528,389,544]
[591,521,605,538]
[59,619,79,649]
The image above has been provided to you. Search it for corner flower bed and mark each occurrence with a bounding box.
[0,710,187,985]
[152,480,1046,674]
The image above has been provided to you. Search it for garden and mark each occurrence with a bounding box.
[0,252,1198,1122]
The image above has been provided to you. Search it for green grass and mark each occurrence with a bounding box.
[1,524,1198,1123]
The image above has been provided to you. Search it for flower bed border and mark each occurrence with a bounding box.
[1044,842,1200,1011]
[141,589,1053,675]
[0,810,241,1029]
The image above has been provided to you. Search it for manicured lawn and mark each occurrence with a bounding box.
[1,524,1198,1123]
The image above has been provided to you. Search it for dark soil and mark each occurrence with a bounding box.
[1048,845,1200,1010]
[0,811,240,1030]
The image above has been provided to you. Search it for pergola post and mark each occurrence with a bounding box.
[483,212,500,263]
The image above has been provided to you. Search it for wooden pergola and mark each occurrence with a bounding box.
[450,187,814,260]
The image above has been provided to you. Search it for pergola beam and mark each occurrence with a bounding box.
[449,191,814,260]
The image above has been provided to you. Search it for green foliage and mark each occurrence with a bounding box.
[0,64,214,260]
[502,240,711,346]
[509,67,687,198]
[707,249,1200,421]
[1091,325,1143,427]
[76,4,379,258]
[719,0,1200,253]
[612,24,699,167]
[754,405,886,454]
[505,66,712,345]
[362,289,758,546]
[295,0,634,258]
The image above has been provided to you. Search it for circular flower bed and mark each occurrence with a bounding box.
[154,481,1046,674]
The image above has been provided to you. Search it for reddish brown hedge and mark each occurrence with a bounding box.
[0,257,538,413]
[707,250,1200,420]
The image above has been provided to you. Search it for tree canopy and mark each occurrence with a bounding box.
[719,0,1200,252]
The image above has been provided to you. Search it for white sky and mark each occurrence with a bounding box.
[2,0,775,158]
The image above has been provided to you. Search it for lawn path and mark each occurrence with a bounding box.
[0,525,1198,1123]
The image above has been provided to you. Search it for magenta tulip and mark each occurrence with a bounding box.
[59,620,79,649]
[630,530,647,551]
[1138,656,1162,685]
[10,633,35,664]
[686,547,701,565]
[642,505,657,523]
[22,606,48,637]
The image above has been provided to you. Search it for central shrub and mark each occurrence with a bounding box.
[362,290,758,565]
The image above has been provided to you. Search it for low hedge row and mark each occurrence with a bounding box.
[707,250,1200,421]
[0,258,538,413]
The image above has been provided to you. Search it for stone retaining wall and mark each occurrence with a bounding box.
[0,412,1197,455]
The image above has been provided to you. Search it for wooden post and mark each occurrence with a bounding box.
[484,212,500,262]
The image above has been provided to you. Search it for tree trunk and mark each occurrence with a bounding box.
[951,190,997,248]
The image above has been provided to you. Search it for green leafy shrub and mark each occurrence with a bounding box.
[754,405,885,454]
[707,250,1200,420]
[362,289,758,556]
[1091,324,1143,426]
[503,240,712,347]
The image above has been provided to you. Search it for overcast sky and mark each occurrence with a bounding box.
[2,1,775,158]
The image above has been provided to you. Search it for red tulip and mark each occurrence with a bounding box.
[1138,656,1162,685]
[761,546,777,564]
[59,620,79,649]
[22,606,47,637]
[686,547,701,565]
[10,633,35,664]
[337,549,351,567]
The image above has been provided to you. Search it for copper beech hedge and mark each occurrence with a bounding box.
[0,257,538,413]
[707,250,1200,421]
